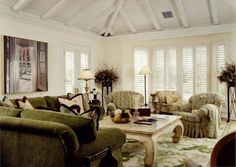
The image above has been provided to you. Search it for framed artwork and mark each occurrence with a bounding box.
[4,36,48,94]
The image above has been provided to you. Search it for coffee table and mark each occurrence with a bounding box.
[99,114,183,167]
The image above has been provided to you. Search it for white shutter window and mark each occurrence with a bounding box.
[134,49,148,96]
[166,48,177,90]
[182,47,193,100]
[78,47,90,92]
[64,51,75,94]
[195,46,208,93]
[153,49,165,90]
[216,44,226,94]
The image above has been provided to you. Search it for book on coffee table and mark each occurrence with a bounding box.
[133,117,158,125]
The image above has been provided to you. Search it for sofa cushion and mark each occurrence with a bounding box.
[174,111,201,123]
[44,95,67,111]
[21,109,97,144]
[0,106,22,117]
[27,97,48,109]
[1,96,15,108]
[74,128,126,157]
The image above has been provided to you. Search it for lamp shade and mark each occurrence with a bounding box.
[138,66,152,75]
[78,69,95,80]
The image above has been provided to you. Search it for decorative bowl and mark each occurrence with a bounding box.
[111,117,130,124]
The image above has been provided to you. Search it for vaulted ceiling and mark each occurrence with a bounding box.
[0,0,236,37]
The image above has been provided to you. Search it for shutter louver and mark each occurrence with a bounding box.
[153,49,165,90]
[182,47,193,100]
[134,49,148,96]
[216,44,226,94]
[195,46,208,93]
[79,47,90,91]
[64,51,75,94]
[167,48,177,90]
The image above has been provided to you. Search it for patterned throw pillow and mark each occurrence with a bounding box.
[15,96,34,109]
[0,96,15,108]
[58,93,86,116]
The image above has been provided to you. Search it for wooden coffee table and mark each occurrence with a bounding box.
[99,114,183,167]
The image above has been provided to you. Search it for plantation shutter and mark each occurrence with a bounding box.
[182,47,193,100]
[195,46,208,93]
[134,49,148,96]
[153,49,165,90]
[64,51,75,94]
[166,48,177,90]
[216,44,226,94]
[78,47,90,92]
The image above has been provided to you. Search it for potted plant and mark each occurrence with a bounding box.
[95,65,119,87]
[217,62,236,87]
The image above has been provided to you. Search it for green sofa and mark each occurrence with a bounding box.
[0,95,126,167]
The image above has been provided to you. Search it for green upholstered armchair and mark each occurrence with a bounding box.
[173,92,225,138]
[106,91,144,114]
[151,90,181,114]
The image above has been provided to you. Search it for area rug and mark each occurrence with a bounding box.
[122,120,236,167]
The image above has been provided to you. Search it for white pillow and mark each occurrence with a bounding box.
[58,95,84,114]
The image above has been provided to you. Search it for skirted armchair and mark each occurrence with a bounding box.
[106,91,144,114]
[151,90,181,114]
[173,92,225,138]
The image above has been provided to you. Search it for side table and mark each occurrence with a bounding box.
[89,100,101,105]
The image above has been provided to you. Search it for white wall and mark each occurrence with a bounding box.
[0,16,105,99]
[104,32,236,92]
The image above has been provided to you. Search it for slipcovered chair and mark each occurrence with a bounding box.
[173,92,225,138]
[151,90,181,114]
[106,91,144,114]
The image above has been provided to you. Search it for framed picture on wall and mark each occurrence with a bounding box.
[3,36,48,94]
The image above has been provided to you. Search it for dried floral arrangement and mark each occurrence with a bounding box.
[95,65,119,86]
[217,61,236,86]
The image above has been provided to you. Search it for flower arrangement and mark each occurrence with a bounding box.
[95,65,119,86]
[90,87,101,100]
[111,109,131,123]
[217,62,236,86]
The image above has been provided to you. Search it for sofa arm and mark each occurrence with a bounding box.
[107,103,117,114]
[193,104,220,119]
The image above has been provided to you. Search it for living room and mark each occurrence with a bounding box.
[0,0,236,167]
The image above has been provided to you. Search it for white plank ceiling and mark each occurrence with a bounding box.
[0,0,236,37]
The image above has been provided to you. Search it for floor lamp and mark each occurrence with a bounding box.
[139,66,152,107]
[78,69,95,94]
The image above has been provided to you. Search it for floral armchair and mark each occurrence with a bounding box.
[106,91,144,114]
[151,90,181,114]
[173,92,225,138]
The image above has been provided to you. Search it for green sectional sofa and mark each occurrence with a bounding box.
[0,95,126,167]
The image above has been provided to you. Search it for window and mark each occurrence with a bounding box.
[64,44,91,94]
[64,51,75,93]
[134,48,148,96]
[216,44,226,94]
[182,46,208,100]
[153,48,177,90]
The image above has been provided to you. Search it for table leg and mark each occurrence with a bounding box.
[172,124,183,143]
[142,137,157,167]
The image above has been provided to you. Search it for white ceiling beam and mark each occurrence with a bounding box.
[12,0,32,11]
[143,0,162,30]
[120,7,137,33]
[87,6,115,30]
[173,0,190,28]
[104,0,125,37]
[208,0,220,25]
[65,0,110,26]
[42,0,68,19]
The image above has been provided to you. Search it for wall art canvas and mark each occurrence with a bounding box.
[4,36,48,94]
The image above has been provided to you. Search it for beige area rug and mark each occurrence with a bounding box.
[122,120,236,167]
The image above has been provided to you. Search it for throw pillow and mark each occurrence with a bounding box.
[67,93,85,113]
[1,96,15,108]
[15,96,34,109]
[58,97,81,115]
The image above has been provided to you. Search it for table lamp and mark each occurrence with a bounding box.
[139,66,152,107]
[78,69,95,94]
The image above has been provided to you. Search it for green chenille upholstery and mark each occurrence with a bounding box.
[27,97,48,108]
[173,92,225,138]
[44,95,67,111]
[72,128,126,167]
[0,106,22,117]
[0,116,79,167]
[21,109,97,143]
[106,91,144,113]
